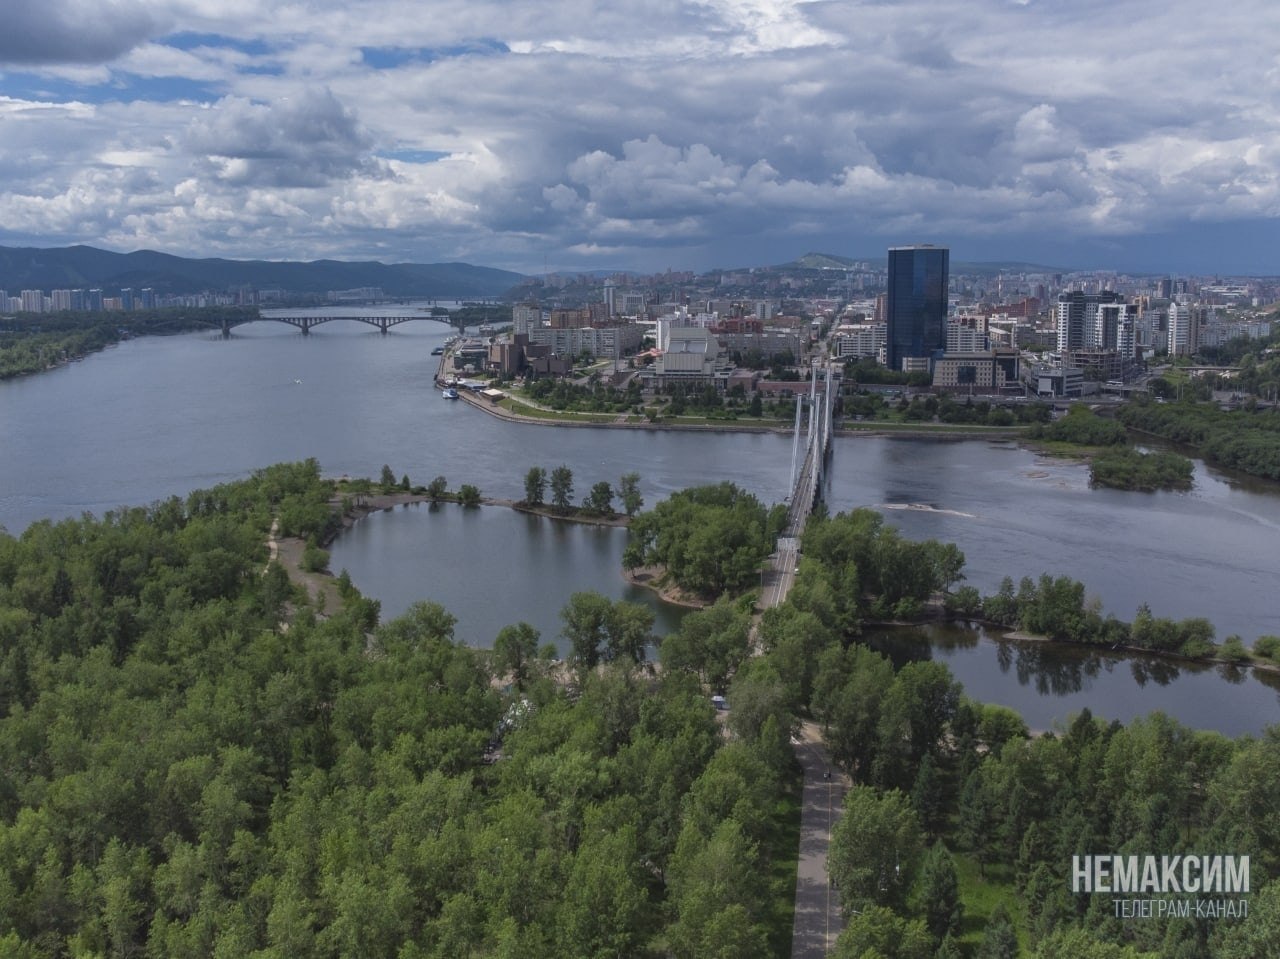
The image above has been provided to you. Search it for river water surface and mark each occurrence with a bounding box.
[3,319,1278,733]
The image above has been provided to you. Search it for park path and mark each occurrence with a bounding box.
[791,721,849,959]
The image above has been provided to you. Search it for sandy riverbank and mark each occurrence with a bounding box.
[621,565,711,609]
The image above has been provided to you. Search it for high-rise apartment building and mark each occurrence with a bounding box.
[1167,303,1199,356]
[885,245,949,371]
[1095,302,1137,357]
[1056,290,1121,353]
[512,304,542,335]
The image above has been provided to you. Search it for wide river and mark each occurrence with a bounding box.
[2,317,1278,735]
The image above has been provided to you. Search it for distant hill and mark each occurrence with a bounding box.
[787,252,861,270]
[0,245,525,298]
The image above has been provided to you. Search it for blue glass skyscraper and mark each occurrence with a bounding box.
[885,245,949,372]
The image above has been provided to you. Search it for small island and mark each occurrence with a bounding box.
[1028,405,1196,491]
[1089,446,1194,491]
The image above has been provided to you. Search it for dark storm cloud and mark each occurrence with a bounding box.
[0,0,162,65]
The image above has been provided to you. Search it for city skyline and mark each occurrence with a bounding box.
[3,0,1280,275]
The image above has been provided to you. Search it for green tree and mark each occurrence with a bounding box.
[977,902,1018,959]
[1034,928,1156,958]
[917,842,963,943]
[556,813,649,958]
[550,466,574,511]
[659,596,751,691]
[493,622,540,690]
[1219,634,1249,662]
[1215,878,1280,959]
[301,546,329,572]
[958,764,998,876]
[427,475,448,500]
[618,473,643,516]
[604,601,654,665]
[380,463,397,489]
[561,591,614,678]
[458,484,481,507]
[524,466,547,506]
[873,660,961,789]
[584,481,615,515]
[828,786,923,913]
[936,934,964,959]
[668,820,769,959]
[832,906,933,959]
[813,644,895,777]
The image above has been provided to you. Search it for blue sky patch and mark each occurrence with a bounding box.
[1,71,219,105]
[163,32,275,57]
[377,150,449,164]
[359,39,509,68]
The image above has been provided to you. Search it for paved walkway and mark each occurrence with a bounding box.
[791,722,849,959]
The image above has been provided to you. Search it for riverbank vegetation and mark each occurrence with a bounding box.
[1118,396,1280,481]
[781,506,1273,666]
[0,308,258,379]
[519,465,643,519]
[842,391,1052,429]
[1027,405,1196,491]
[510,377,799,425]
[0,462,803,956]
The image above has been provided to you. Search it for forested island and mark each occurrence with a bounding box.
[1118,397,1280,481]
[0,463,1276,957]
[1027,406,1196,492]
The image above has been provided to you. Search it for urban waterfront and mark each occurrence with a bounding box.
[3,321,1279,734]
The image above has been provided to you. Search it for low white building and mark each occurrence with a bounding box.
[648,326,731,388]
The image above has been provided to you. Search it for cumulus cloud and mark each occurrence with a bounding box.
[183,89,376,188]
[1,0,1279,270]
[0,0,163,65]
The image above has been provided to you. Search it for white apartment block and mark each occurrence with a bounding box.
[946,320,987,353]
[511,304,543,335]
[833,323,886,359]
[528,323,644,360]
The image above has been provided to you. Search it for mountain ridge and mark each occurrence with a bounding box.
[0,245,526,298]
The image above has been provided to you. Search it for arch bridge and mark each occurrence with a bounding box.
[222,312,456,335]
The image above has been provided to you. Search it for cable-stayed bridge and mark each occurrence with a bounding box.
[760,362,836,610]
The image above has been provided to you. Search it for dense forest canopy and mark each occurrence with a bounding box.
[1,465,1276,956]
[0,463,797,957]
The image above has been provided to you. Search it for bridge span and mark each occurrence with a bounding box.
[760,362,836,610]
[224,312,455,335]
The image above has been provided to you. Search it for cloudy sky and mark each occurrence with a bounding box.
[2,0,1279,275]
